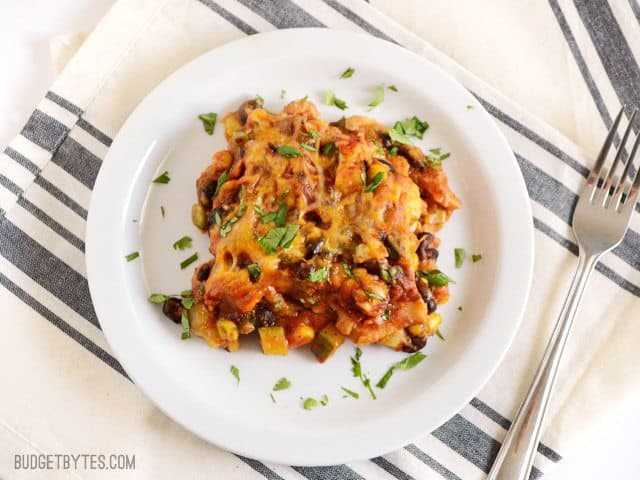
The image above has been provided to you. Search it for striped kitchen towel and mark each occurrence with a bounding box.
[1,1,639,479]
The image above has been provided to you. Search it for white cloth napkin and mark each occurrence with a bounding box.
[1,1,639,479]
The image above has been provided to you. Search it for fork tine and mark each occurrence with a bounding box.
[601,109,637,206]
[614,131,640,201]
[624,158,640,212]
[588,106,625,199]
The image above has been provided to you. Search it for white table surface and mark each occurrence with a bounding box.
[1,1,638,478]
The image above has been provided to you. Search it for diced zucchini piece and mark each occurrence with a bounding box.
[311,324,344,362]
[258,326,289,355]
[192,203,207,230]
[380,329,408,350]
[188,303,221,348]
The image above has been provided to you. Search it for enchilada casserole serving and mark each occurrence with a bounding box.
[173,98,460,361]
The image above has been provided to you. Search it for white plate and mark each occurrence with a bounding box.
[86,29,533,466]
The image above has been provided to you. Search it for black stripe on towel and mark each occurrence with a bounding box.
[404,444,461,480]
[574,0,640,124]
[0,219,99,326]
[236,0,325,28]
[197,0,258,35]
[20,110,70,153]
[0,272,125,376]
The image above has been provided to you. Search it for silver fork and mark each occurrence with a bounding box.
[487,106,640,480]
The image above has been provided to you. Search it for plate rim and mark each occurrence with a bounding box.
[86,27,534,466]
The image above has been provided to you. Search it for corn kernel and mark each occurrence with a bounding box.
[425,313,442,334]
[217,319,239,341]
[408,323,426,337]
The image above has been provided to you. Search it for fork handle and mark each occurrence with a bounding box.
[487,251,600,480]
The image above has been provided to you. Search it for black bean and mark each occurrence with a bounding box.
[238,99,260,124]
[303,210,330,229]
[417,280,438,313]
[422,248,439,261]
[381,233,401,263]
[200,180,216,201]
[416,233,434,260]
[403,334,427,352]
[197,263,211,281]
[162,298,184,324]
[304,238,324,260]
[254,301,276,327]
[359,260,380,276]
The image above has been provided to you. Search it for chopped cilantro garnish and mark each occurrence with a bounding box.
[125,252,139,262]
[466,104,474,109]
[257,224,300,254]
[321,142,336,156]
[368,84,385,109]
[320,394,329,406]
[388,85,398,92]
[213,171,228,198]
[472,254,483,263]
[181,310,190,339]
[303,397,319,410]
[276,145,301,158]
[376,352,426,388]
[340,67,355,78]
[181,295,194,310]
[417,269,454,286]
[173,236,193,251]
[270,392,276,403]
[454,248,466,268]
[198,112,217,134]
[342,263,357,280]
[341,387,359,399]
[436,329,446,340]
[388,126,412,145]
[247,263,261,281]
[148,293,169,304]
[325,90,348,110]
[273,377,291,391]
[350,347,376,399]
[160,206,165,218]
[230,365,240,385]
[364,171,384,193]
[180,252,199,270]
[219,205,247,237]
[308,267,330,283]
[364,290,385,300]
[301,142,317,152]
[152,171,170,184]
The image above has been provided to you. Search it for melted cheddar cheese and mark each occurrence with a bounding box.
[187,98,460,361]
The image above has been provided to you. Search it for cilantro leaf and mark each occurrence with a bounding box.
[125,252,139,262]
[180,252,199,270]
[152,171,170,184]
[472,254,483,263]
[198,112,217,135]
[276,145,301,158]
[417,269,455,287]
[230,365,240,385]
[308,267,330,283]
[273,377,291,391]
[340,67,355,78]
[325,90,348,110]
[303,398,319,410]
[173,236,193,251]
[341,387,359,399]
[454,248,466,268]
[148,293,169,304]
[368,84,385,109]
[321,142,336,156]
[364,171,384,193]
[247,263,261,281]
[181,310,190,339]
[213,171,228,198]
